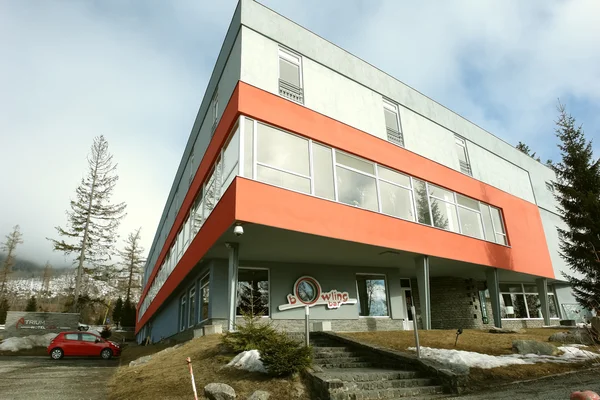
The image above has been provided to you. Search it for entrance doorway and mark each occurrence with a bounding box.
[400,278,414,330]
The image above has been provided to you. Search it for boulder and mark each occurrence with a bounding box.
[512,340,559,356]
[128,355,153,367]
[549,330,596,345]
[489,327,523,334]
[247,390,270,400]
[204,383,236,400]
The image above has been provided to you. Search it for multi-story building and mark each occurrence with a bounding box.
[135,0,582,343]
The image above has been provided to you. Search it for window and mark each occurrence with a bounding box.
[256,122,310,194]
[413,179,432,225]
[489,206,508,245]
[545,182,554,193]
[480,203,508,245]
[188,287,196,328]
[179,294,186,332]
[210,92,218,133]
[335,151,378,211]
[378,166,414,221]
[222,126,240,193]
[428,184,460,233]
[236,268,269,317]
[199,274,210,322]
[455,136,472,176]
[177,228,184,259]
[81,334,98,343]
[456,194,484,239]
[499,283,559,319]
[383,100,404,147]
[192,190,204,236]
[313,143,335,200]
[356,274,389,317]
[243,118,254,179]
[64,333,78,340]
[278,48,303,103]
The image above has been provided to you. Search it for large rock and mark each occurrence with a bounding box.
[512,340,559,356]
[204,383,236,400]
[129,355,153,367]
[549,330,596,345]
[247,390,270,400]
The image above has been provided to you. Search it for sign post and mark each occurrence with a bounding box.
[411,305,420,359]
[278,276,357,347]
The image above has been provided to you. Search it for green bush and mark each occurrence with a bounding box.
[259,334,313,377]
[222,315,278,353]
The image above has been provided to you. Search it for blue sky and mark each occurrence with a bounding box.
[0,0,599,266]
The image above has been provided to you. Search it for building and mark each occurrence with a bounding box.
[135,0,584,343]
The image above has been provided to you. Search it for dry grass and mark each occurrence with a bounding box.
[108,335,310,400]
[342,328,570,355]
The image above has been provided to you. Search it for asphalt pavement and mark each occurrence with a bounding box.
[0,356,117,400]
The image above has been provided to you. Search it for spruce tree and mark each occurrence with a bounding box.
[516,141,541,162]
[112,297,123,328]
[552,104,600,312]
[118,228,145,302]
[49,136,127,311]
[25,295,38,312]
[0,225,24,296]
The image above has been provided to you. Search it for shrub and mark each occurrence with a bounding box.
[259,334,313,377]
[222,314,278,353]
[100,326,112,339]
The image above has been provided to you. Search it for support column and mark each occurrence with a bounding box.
[485,268,502,328]
[415,256,431,330]
[226,243,239,332]
[536,278,551,326]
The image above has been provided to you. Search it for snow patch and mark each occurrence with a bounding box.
[0,333,57,352]
[226,350,267,373]
[408,346,600,370]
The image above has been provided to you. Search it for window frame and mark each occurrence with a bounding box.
[382,99,404,147]
[198,272,210,323]
[355,273,391,318]
[235,267,271,318]
[499,283,560,320]
[278,47,304,104]
[188,285,196,328]
[455,135,472,176]
[179,294,187,332]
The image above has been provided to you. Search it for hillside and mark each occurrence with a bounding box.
[0,254,71,278]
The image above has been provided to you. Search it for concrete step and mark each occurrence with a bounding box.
[313,346,354,353]
[317,361,378,369]
[347,378,437,391]
[317,368,423,382]
[314,356,365,364]
[330,385,446,400]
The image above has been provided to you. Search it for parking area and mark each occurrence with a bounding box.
[0,356,117,400]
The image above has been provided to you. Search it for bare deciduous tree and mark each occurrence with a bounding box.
[0,225,24,296]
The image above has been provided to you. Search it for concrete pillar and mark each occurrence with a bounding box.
[226,243,239,332]
[485,268,502,328]
[415,256,431,330]
[536,278,551,326]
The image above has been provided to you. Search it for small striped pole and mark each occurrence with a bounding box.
[186,357,198,400]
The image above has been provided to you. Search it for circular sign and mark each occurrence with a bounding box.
[294,276,321,305]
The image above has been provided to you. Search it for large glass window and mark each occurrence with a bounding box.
[413,179,432,225]
[222,126,239,193]
[378,169,414,221]
[490,207,508,245]
[199,274,210,322]
[179,295,186,332]
[335,151,378,212]
[313,143,335,200]
[236,268,269,317]
[243,118,254,179]
[356,274,389,317]
[188,287,196,328]
[499,283,559,319]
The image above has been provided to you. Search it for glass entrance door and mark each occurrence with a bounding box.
[400,278,414,330]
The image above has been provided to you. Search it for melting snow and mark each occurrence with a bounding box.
[226,350,267,373]
[0,333,58,352]
[408,345,599,370]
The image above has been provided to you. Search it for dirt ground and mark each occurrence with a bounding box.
[108,335,310,400]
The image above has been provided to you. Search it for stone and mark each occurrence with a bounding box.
[204,383,236,400]
[313,321,332,332]
[204,325,223,335]
[549,330,596,345]
[488,327,523,334]
[247,390,270,400]
[512,340,559,356]
[129,355,153,367]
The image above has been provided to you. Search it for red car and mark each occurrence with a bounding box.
[47,331,121,360]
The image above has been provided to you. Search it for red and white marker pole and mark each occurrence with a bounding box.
[186,357,198,400]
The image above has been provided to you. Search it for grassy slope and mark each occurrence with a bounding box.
[342,328,598,389]
[108,335,310,400]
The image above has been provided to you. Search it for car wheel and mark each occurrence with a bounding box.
[100,348,113,360]
[50,348,64,360]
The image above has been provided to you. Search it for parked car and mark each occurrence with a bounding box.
[47,331,121,360]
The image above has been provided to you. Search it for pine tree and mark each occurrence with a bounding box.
[516,141,541,162]
[49,136,127,311]
[118,228,145,302]
[552,103,600,312]
[25,295,38,312]
[41,262,52,298]
[121,298,136,327]
[0,297,9,324]
[0,225,24,296]
[112,297,123,328]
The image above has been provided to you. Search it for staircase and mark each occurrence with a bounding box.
[310,334,447,399]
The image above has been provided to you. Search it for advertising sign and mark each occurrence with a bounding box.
[278,276,357,311]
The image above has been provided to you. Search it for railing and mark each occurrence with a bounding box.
[459,160,472,176]
[279,79,304,104]
[386,127,404,147]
